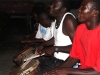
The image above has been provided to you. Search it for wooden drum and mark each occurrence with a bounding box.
[9,59,40,75]
[13,47,34,66]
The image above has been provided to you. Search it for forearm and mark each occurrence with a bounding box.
[42,37,54,46]
[58,56,79,68]
[32,39,45,43]
[23,39,45,43]
[67,68,100,75]
[55,45,72,53]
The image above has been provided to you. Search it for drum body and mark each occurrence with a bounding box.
[13,47,34,66]
[9,59,40,75]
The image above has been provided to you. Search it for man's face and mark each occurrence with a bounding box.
[39,13,51,28]
[33,13,38,22]
[49,0,63,17]
[78,0,94,23]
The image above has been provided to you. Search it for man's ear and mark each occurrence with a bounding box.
[92,10,99,16]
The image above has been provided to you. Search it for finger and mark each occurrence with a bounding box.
[34,48,38,54]
[36,48,42,55]
[43,49,49,56]
[41,49,46,54]
[40,50,45,55]
[46,71,57,75]
[45,69,57,75]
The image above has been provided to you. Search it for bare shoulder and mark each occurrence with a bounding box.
[63,14,77,42]
[63,14,77,28]
[64,14,76,22]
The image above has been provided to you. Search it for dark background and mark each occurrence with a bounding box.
[0,0,82,43]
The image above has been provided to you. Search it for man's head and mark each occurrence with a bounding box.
[38,11,53,28]
[32,2,45,22]
[49,0,70,17]
[78,0,100,23]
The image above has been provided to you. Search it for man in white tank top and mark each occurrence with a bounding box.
[35,0,78,74]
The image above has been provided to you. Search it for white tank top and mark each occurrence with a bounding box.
[54,12,76,61]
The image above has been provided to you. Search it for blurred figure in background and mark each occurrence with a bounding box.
[29,2,46,38]
[21,11,55,44]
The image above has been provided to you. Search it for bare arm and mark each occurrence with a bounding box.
[57,57,100,75]
[42,37,54,46]
[35,37,54,54]
[45,56,79,75]
[45,66,100,75]
[59,56,79,68]
[67,68,100,75]
[45,57,100,75]
[63,14,78,42]
[21,38,46,43]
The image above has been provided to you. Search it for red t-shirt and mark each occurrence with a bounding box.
[70,23,100,72]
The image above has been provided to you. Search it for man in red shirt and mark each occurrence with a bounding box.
[44,0,100,75]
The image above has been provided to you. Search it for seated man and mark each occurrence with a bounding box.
[13,11,55,66]
[34,0,78,74]
[27,2,46,38]
[20,3,46,49]
[21,11,55,44]
[44,0,100,75]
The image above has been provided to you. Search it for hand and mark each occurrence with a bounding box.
[44,46,55,56]
[35,45,44,55]
[43,67,68,75]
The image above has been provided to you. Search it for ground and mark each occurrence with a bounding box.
[0,35,23,75]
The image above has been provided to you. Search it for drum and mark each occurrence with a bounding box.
[13,47,34,66]
[9,59,40,75]
[13,42,40,66]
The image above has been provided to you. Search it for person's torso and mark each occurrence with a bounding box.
[39,21,55,41]
[77,24,100,69]
[54,12,75,46]
[54,12,76,61]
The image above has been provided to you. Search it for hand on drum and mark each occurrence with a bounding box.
[35,46,55,56]
[43,46,55,56]
[35,45,44,55]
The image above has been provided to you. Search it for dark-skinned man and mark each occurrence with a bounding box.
[34,0,78,74]
[45,0,100,75]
